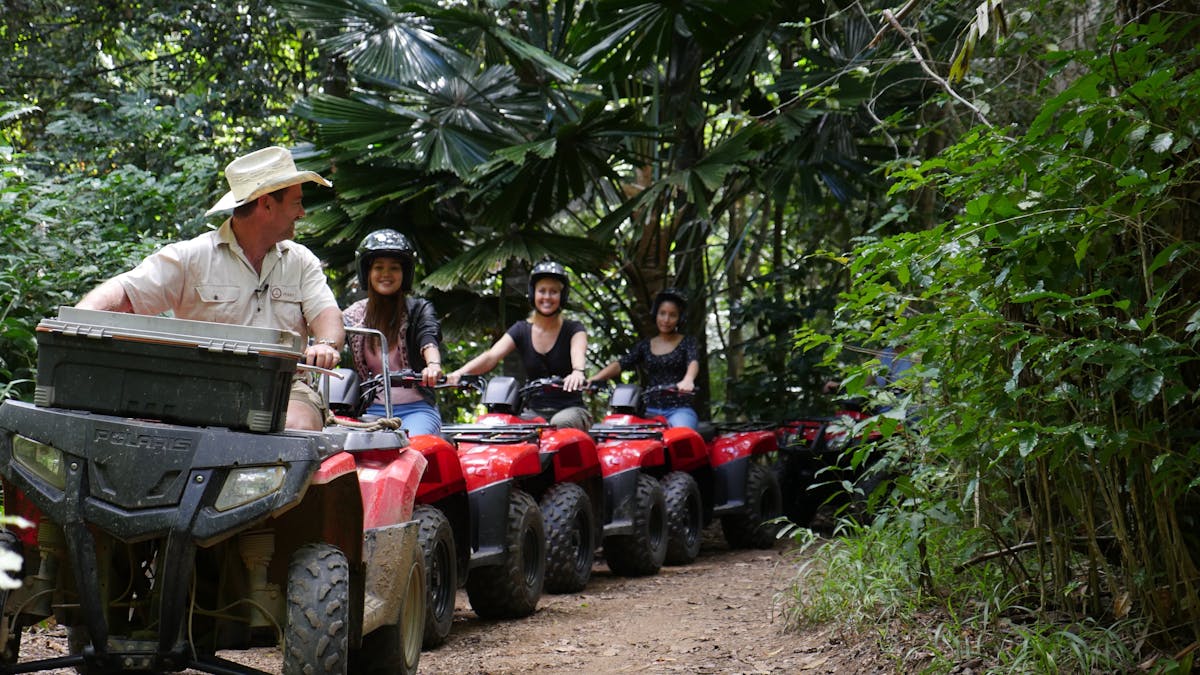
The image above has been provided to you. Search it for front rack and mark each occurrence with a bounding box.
[588,423,664,441]
[442,423,546,445]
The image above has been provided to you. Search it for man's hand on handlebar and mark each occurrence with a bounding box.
[303,342,340,370]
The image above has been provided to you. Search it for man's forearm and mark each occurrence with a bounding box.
[77,278,133,312]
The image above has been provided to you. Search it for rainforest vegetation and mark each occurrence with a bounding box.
[2,1,1198,670]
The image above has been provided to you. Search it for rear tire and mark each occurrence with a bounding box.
[352,555,424,675]
[541,482,596,594]
[721,463,783,549]
[604,473,668,577]
[465,489,545,619]
[662,472,703,566]
[414,506,456,648]
[283,543,349,675]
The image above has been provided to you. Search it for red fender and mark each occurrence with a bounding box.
[707,430,778,467]
[354,448,427,530]
[598,412,706,474]
[594,438,665,477]
[408,434,468,504]
[539,427,601,483]
[312,451,358,484]
[455,441,544,492]
[661,427,710,474]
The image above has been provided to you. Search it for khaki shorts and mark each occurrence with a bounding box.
[289,378,326,418]
[526,406,592,432]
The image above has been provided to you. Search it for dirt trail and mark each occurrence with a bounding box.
[422,528,891,674]
[17,529,890,674]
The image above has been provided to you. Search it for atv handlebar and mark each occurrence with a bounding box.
[377,370,485,392]
[639,383,696,399]
[520,376,609,398]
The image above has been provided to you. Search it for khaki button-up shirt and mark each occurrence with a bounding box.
[117,220,337,340]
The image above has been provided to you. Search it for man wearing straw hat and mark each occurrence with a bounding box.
[77,146,343,430]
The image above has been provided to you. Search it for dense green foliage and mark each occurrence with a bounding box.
[790,1,1200,668]
[0,1,324,397]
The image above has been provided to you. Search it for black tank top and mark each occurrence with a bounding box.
[506,319,585,411]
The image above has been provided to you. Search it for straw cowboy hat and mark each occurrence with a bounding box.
[205,146,332,216]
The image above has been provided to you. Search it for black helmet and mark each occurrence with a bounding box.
[528,260,570,309]
[356,229,416,292]
[652,287,688,326]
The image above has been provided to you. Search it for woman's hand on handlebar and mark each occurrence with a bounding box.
[676,378,695,394]
[421,361,442,387]
[444,371,463,386]
[562,370,586,392]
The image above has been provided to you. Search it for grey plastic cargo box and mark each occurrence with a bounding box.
[34,307,304,433]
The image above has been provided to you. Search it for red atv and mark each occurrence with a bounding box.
[774,400,894,528]
[328,330,546,650]
[450,376,673,582]
[0,308,426,675]
[443,376,602,595]
[594,384,783,565]
[461,377,669,581]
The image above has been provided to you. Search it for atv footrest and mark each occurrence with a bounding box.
[4,654,85,674]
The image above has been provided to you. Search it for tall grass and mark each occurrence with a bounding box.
[782,518,1149,674]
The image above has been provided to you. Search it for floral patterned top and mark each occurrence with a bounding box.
[618,335,699,409]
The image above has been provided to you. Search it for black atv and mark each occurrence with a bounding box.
[0,308,426,674]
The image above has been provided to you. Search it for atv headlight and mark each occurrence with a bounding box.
[215,466,285,512]
[13,435,66,490]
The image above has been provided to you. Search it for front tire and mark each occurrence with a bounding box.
[604,473,668,577]
[541,482,596,593]
[662,472,703,565]
[721,463,783,549]
[414,506,457,647]
[465,489,545,619]
[0,531,23,666]
[283,543,350,675]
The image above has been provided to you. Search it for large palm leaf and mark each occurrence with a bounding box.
[464,100,646,227]
[422,230,609,291]
[278,0,462,86]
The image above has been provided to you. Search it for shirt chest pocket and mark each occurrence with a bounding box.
[196,285,243,304]
[193,284,246,324]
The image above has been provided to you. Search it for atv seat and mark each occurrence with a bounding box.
[327,367,366,417]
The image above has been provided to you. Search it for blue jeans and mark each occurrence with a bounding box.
[645,406,699,431]
[365,400,442,437]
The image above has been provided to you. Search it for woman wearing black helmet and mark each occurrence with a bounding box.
[446,260,591,430]
[590,288,700,430]
[343,229,444,435]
